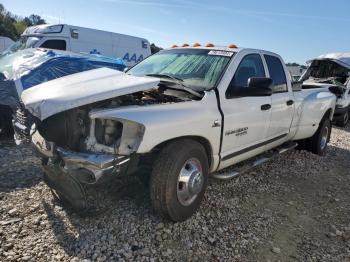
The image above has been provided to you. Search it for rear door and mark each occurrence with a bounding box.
[219,52,272,167]
[263,54,294,139]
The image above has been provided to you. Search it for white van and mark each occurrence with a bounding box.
[3,24,151,66]
[0,37,14,53]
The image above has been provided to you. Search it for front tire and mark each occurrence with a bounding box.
[305,118,331,156]
[150,139,209,222]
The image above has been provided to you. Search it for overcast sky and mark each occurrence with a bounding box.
[3,0,350,63]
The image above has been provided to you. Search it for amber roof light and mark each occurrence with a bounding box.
[205,43,215,47]
[171,44,178,48]
[182,43,190,47]
[193,43,201,47]
[228,44,238,48]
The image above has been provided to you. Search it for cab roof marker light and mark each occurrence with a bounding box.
[228,44,238,48]
[171,44,178,48]
[182,43,190,47]
[205,43,215,47]
[193,43,201,47]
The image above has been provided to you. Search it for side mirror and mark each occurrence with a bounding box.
[227,77,273,98]
[123,67,129,73]
[248,77,273,90]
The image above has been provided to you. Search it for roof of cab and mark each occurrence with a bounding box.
[167,45,242,52]
[165,45,282,58]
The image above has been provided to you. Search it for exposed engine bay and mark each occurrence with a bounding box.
[301,59,349,98]
[30,85,195,154]
[307,59,349,84]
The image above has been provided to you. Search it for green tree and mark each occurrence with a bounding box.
[23,14,46,27]
[0,4,20,39]
[14,21,27,35]
[0,4,46,40]
[150,43,162,54]
[286,62,300,66]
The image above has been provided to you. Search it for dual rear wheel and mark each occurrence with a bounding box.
[301,117,331,156]
[336,111,349,127]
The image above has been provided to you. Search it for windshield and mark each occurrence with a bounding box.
[1,36,42,56]
[127,49,234,91]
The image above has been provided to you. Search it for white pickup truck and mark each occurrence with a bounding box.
[21,45,336,221]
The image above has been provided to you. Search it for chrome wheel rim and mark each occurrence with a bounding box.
[320,125,329,150]
[177,158,204,206]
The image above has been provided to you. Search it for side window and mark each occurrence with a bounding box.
[264,55,287,93]
[40,40,66,51]
[226,54,265,98]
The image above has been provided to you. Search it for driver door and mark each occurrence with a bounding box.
[219,53,272,169]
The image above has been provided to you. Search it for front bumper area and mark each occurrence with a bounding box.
[32,130,133,211]
[32,130,131,182]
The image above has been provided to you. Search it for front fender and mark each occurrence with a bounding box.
[89,91,222,157]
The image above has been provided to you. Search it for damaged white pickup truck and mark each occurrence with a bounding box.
[20,46,336,221]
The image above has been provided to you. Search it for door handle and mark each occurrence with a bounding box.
[261,104,271,111]
[286,100,294,106]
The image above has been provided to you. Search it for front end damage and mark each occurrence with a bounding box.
[23,69,197,211]
[32,129,134,211]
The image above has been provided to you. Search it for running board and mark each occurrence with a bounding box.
[212,142,298,180]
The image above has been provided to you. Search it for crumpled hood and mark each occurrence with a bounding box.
[21,67,160,120]
[317,52,350,69]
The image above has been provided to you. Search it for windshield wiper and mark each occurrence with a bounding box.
[146,73,184,82]
[146,73,203,98]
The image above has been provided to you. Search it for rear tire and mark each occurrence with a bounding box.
[336,111,349,127]
[150,139,209,222]
[305,118,331,156]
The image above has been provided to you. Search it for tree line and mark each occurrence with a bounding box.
[0,3,164,54]
[0,4,46,40]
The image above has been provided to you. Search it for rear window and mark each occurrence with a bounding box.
[264,55,288,93]
[40,40,66,51]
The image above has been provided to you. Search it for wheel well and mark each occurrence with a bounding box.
[151,136,213,168]
[322,108,333,122]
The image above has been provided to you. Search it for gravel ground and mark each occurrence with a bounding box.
[0,124,349,262]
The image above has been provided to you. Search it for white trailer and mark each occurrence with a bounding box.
[3,24,151,66]
[0,36,14,53]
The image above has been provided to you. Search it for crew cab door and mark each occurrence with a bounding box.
[219,52,272,169]
[263,54,294,140]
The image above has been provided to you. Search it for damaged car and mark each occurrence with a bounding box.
[0,48,126,137]
[20,45,336,221]
[300,52,350,126]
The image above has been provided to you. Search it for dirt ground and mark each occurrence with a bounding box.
[0,124,349,261]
